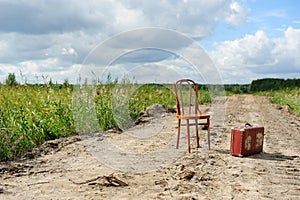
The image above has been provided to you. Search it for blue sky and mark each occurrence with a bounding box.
[202,0,300,46]
[0,0,299,84]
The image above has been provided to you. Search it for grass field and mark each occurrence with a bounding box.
[0,81,211,161]
[268,88,300,115]
[0,80,298,162]
[0,84,75,161]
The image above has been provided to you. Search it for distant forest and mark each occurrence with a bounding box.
[220,78,300,94]
[249,78,300,92]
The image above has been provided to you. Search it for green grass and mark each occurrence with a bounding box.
[129,84,175,118]
[253,88,300,115]
[268,88,300,115]
[0,84,75,161]
[0,81,212,161]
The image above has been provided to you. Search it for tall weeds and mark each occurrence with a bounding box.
[268,88,300,115]
[0,84,75,161]
[0,79,212,161]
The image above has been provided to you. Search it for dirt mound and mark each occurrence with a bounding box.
[139,103,167,118]
[136,104,167,125]
[22,135,81,160]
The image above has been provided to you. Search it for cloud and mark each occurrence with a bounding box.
[0,0,248,83]
[293,20,300,24]
[96,56,207,84]
[223,1,249,26]
[0,0,247,36]
[120,0,248,37]
[0,0,109,34]
[209,27,300,83]
[61,47,77,56]
[80,27,223,84]
[0,61,82,84]
[265,9,288,19]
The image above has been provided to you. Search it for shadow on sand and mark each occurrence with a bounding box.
[248,152,298,161]
[215,149,298,161]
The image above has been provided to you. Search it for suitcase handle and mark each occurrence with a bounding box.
[245,123,252,127]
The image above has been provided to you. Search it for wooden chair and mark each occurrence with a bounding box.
[173,79,210,153]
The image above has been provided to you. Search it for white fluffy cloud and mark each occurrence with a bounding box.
[0,0,246,36]
[1,0,298,84]
[223,0,249,25]
[0,0,249,83]
[209,27,300,83]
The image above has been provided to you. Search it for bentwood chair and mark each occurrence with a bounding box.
[173,79,210,153]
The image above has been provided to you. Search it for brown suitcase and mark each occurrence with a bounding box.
[230,124,264,157]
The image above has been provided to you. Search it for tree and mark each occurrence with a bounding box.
[5,73,18,86]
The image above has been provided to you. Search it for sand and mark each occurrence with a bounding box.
[1,95,299,199]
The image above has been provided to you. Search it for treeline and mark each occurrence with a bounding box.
[3,73,73,90]
[250,78,300,92]
[208,78,300,94]
[3,73,300,93]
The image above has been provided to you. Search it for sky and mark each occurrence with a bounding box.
[0,0,299,84]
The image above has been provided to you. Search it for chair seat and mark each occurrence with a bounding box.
[176,114,210,120]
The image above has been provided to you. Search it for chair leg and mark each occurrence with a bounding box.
[207,119,210,150]
[186,119,191,153]
[195,119,199,148]
[176,119,181,149]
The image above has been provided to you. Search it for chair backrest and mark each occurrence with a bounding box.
[173,79,200,116]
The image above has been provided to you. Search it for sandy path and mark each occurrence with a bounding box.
[0,95,299,199]
[203,95,300,199]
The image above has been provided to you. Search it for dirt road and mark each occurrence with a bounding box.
[1,95,299,199]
